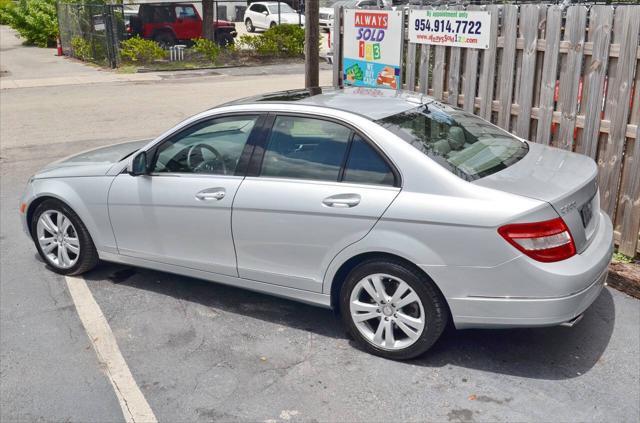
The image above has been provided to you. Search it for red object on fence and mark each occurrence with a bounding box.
[56,36,63,56]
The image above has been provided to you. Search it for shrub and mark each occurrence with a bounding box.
[120,36,165,64]
[239,24,304,57]
[0,0,15,25]
[3,0,58,47]
[191,37,220,63]
[71,36,92,61]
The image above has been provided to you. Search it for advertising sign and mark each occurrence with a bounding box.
[408,9,492,49]
[342,9,403,90]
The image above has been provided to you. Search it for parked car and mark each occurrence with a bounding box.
[243,2,305,32]
[127,3,237,46]
[20,87,613,360]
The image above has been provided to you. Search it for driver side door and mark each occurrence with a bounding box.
[108,114,263,276]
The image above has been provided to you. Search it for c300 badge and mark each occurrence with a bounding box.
[560,201,577,215]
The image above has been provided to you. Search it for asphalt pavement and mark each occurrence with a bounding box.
[1,25,639,423]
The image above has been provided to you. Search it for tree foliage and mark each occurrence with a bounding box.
[2,0,58,47]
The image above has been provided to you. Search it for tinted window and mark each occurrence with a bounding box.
[153,115,258,175]
[261,116,350,182]
[343,135,394,186]
[175,6,197,19]
[251,4,265,13]
[377,105,528,181]
[267,3,295,13]
[150,6,173,23]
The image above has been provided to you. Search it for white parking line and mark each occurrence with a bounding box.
[65,276,157,423]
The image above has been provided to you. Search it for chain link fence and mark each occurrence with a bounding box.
[57,3,124,68]
[57,1,306,68]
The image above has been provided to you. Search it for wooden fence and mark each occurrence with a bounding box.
[332,3,640,256]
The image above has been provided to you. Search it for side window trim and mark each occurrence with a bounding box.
[147,112,267,177]
[246,113,276,177]
[336,131,356,183]
[246,112,401,187]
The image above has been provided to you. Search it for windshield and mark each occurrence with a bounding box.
[267,3,296,13]
[377,105,528,181]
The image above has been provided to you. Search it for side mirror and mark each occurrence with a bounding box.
[128,151,148,176]
[262,11,269,15]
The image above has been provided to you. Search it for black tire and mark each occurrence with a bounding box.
[245,19,254,33]
[270,21,277,28]
[216,33,234,47]
[31,199,99,276]
[339,258,448,360]
[153,31,176,47]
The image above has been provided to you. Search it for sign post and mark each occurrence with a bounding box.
[342,9,403,90]
[408,9,492,49]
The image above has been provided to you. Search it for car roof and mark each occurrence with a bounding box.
[222,87,437,120]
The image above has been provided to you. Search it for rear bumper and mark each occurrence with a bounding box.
[427,211,614,329]
[451,267,608,329]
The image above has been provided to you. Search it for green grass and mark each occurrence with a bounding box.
[612,252,634,264]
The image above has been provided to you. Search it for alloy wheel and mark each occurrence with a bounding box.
[349,273,426,350]
[36,210,80,269]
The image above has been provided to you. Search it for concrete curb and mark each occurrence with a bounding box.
[608,262,640,299]
[0,73,162,90]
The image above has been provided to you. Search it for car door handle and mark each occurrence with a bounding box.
[195,188,225,201]
[322,194,361,208]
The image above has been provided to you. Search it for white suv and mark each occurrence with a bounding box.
[244,2,305,32]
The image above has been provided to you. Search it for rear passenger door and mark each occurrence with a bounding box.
[232,114,401,292]
[174,5,201,40]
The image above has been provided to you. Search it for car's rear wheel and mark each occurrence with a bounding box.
[31,199,99,276]
[245,19,254,32]
[270,21,277,28]
[340,258,448,360]
[153,31,175,47]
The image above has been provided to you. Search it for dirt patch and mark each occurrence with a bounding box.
[608,261,640,299]
[135,54,304,73]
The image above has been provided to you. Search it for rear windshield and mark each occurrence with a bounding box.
[377,105,528,181]
[267,4,295,13]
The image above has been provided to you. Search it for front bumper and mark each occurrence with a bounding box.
[427,211,614,329]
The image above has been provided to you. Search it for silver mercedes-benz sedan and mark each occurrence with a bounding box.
[20,87,613,359]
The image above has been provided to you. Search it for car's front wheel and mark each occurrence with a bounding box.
[245,19,254,32]
[340,258,448,360]
[31,199,99,276]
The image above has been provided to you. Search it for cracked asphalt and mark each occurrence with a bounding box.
[1,25,639,423]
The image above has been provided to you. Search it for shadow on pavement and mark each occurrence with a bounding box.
[413,288,615,380]
[84,262,615,380]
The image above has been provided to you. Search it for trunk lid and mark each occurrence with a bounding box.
[474,141,600,252]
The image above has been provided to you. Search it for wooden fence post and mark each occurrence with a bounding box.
[598,7,640,217]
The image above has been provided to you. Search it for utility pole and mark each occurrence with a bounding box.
[304,0,319,88]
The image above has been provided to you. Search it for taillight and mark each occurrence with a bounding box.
[498,217,576,263]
